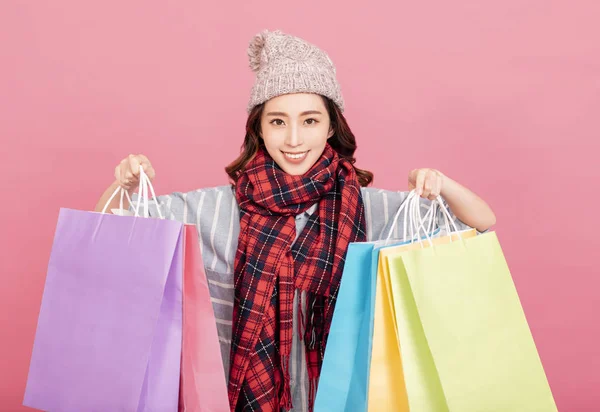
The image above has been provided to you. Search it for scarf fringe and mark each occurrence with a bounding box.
[308,377,319,412]
[297,293,306,341]
[279,355,293,411]
[305,295,318,350]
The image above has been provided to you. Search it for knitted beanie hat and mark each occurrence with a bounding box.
[246,29,345,113]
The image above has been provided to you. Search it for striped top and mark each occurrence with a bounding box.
[134,185,472,411]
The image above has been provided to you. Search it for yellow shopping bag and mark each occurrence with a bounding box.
[387,208,557,410]
[367,248,409,411]
[368,230,476,412]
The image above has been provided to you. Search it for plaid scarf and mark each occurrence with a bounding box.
[228,144,366,411]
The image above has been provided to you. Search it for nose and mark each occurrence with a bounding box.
[284,125,303,148]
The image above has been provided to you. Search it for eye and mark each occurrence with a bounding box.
[305,118,319,125]
[270,119,285,126]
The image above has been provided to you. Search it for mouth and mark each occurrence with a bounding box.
[282,150,309,162]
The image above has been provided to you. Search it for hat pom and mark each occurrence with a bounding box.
[248,30,270,72]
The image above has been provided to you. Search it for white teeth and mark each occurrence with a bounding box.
[283,151,307,160]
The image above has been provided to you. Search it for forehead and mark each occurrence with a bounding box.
[264,93,326,113]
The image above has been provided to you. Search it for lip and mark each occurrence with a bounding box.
[281,150,309,164]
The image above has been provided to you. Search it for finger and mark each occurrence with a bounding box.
[114,165,121,183]
[128,155,142,176]
[408,169,418,185]
[422,173,434,198]
[145,166,156,181]
[428,175,439,199]
[422,187,432,199]
[117,172,131,190]
[408,174,416,189]
[117,160,131,185]
[116,164,129,186]
[415,170,426,196]
[139,160,155,178]
[433,174,442,198]
[139,156,154,178]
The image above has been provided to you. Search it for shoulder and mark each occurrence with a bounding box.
[360,186,407,196]
[154,184,237,222]
[360,186,410,207]
[159,184,234,203]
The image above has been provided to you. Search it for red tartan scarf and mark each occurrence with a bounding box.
[228,144,367,411]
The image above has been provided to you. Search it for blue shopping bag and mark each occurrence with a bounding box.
[314,241,402,412]
[315,227,441,411]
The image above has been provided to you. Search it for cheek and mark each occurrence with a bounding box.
[306,131,330,161]
[306,126,330,146]
[260,128,278,148]
[261,130,285,160]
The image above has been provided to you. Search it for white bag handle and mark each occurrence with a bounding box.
[413,194,457,239]
[385,190,443,242]
[133,166,164,219]
[100,166,163,219]
[101,186,133,215]
[409,193,434,248]
[385,191,417,240]
[410,195,463,247]
[434,197,460,235]
[430,198,452,235]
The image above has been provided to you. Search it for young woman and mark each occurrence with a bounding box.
[95,30,496,412]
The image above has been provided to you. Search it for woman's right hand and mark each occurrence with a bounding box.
[115,154,155,192]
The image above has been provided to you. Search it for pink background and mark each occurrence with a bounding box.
[1,1,598,410]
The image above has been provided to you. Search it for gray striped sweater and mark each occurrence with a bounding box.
[133,185,472,411]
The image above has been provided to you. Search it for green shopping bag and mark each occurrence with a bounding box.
[387,197,557,411]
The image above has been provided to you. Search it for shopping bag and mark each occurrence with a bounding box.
[375,229,476,412]
[316,192,443,412]
[368,192,476,412]
[314,242,376,412]
[23,208,184,411]
[24,170,185,411]
[179,224,229,412]
[366,248,410,411]
[314,242,384,412]
[387,198,557,411]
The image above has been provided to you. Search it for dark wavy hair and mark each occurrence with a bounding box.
[225,96,374,186]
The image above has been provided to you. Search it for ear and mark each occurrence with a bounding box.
[327,126,335,139]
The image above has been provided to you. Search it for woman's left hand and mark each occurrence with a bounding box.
[408,168,445,200]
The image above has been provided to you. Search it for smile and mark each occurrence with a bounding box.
[282,151,309,160]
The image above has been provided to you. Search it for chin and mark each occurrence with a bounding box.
[280,164,311,176]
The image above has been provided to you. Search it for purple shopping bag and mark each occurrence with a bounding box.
[24,208,185,411]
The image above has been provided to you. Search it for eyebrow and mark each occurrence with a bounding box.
[265,110,323,117]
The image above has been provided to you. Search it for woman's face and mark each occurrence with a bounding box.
[260,93,333,176]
